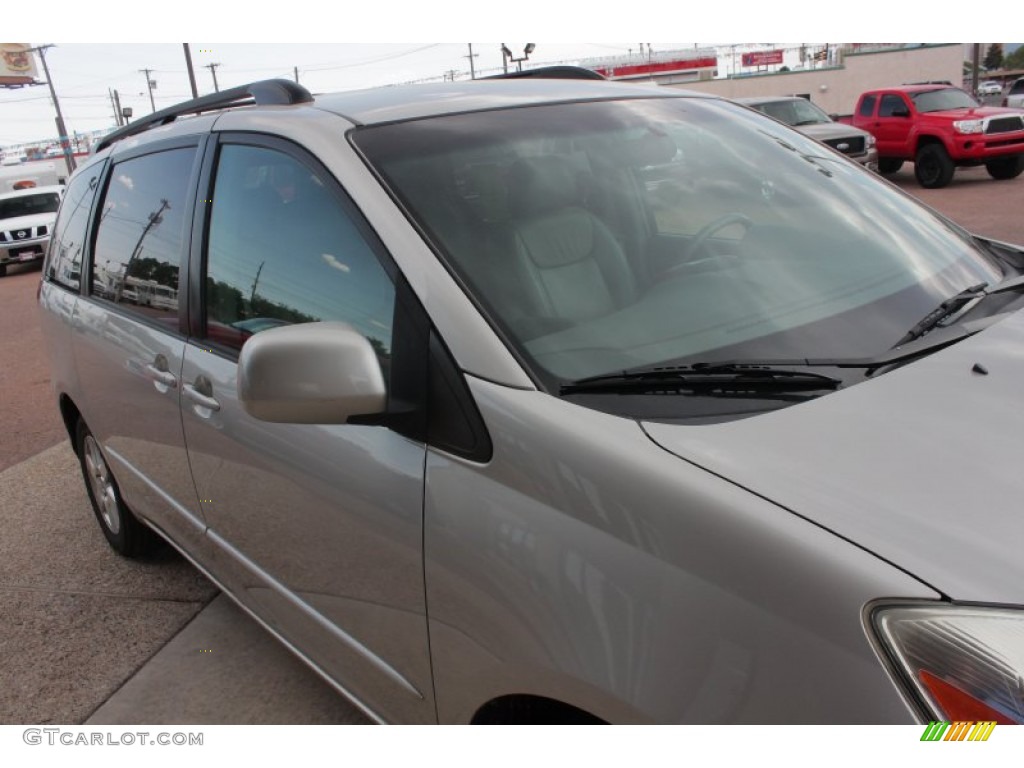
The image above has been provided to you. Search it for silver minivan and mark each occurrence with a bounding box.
[39,76,1024,725]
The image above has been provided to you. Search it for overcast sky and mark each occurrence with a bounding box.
[2,2,1009,146]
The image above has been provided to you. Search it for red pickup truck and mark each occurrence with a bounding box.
[847,84,1024,188]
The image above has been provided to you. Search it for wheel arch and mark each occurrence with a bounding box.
[59,393,84,454]
[914,133,951,155]
[471,694,607,725]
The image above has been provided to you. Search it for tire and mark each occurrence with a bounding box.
[914,144,955,189]
[985,155,1024,180]
[0,264,6,278]
[878,158,903,176]
[75,419,159,558]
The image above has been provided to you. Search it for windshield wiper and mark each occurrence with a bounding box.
[891,282,989,348]
[560,363,843,396]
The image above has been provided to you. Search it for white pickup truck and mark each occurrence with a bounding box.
[0,184,63,277]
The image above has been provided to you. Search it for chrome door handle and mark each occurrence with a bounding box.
[145,354,177,393]
[183,379,221,412]
[145,364,178,388]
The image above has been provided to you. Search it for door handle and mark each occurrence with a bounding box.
[145,354,177,392]
[183,376,221,412]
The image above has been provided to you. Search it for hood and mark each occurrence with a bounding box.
[643,310,1024,604]
[797,122,872,143]
[0,212,56,231]
[922,106,1024,120]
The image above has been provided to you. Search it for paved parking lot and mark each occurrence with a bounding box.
[1,165,1021,725]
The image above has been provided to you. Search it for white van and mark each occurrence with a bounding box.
[0,160,66,192]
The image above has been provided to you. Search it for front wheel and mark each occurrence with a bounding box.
[75,419,159,558]
[914,144,955,188]
[985,155,1024,180]
[878,158,903,176]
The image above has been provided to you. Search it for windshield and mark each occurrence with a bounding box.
[753,98,831,126]
[910,88,980,112]
[0,192,60,221]
[354,97,1003,398]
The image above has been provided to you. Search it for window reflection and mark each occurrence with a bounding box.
[48,171,97,291]
[91,148,194,321]
[204,144,395,369]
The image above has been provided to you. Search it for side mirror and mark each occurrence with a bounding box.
[828,113,840,121]
[237,321,386,424]
[891,108,910,118]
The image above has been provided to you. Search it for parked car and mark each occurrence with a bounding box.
[978,80,1003,96]
[0,184,62,276]
[849,84,1024,187]
[1,160,65,193]
[1004,77,1024,109]
[40,77,1024,725]
[735,95,878,170]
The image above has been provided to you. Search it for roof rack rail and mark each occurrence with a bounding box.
[94,79,313,154]
[485,66,606,81]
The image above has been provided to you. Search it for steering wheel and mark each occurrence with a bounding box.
[684,213,753,265]
[686,213,753,261]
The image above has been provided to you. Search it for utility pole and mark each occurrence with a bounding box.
[971,44,981,97]
[249,261,264,307]
[108,88,120,126]
[183,44,198,98]
[205,62,221,92]
[465,43,477,79]
[116,198,169,304]
[112,90,125,126]
[32,45,76,172]
[294,67,300,84]
[140,68,156,113]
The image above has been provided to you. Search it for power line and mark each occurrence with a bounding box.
[301,44,443,72]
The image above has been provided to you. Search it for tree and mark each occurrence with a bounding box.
[1005,46,1024,71]
[984,43,1004,71]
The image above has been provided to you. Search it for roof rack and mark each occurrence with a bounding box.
[94,79,313,153]
[485,66,606,81]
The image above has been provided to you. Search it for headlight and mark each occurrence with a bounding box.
[871,604,1023,724]
[953,119,985,134]
[865,134,877,148]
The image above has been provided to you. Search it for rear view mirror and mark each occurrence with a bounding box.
[237,321,386,424]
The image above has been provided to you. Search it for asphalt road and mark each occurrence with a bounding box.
[1,166,1022,724]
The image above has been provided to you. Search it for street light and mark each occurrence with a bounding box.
[501,43,536,73]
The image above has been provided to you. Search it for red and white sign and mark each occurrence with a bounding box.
[742,50,784,67]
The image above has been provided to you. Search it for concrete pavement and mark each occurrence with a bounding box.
[0,443,215,723]
[0,442,370,724]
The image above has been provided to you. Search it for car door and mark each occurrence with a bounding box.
[179,134,435,723]
[873,92,914,157]
[71,137,209,554]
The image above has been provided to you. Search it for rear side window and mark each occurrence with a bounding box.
[858,94,877,117]
[879,94,909,117]
[91,147,196,322]
[47,168,101,291]
[202,143,395,361]
[1010,80,1024,95]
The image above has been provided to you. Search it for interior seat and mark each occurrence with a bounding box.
[505,156,638,328]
